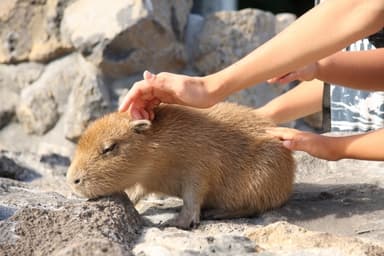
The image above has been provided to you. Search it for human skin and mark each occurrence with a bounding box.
[266,127,384,161]
[263,48,384,161]
[257,79,323,124]
[268,48,384,90]
[119,0,384,120]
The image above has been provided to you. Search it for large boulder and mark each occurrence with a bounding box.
[0,63,44,129]
[0,0,74,63]
[61,0,193,78]
[194,8,276,75]
[0,185,142,256]
[16,53,111,136]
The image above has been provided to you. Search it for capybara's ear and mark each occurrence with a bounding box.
[130,120,152,134]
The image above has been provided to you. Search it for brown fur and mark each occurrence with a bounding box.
[67,102,295,229]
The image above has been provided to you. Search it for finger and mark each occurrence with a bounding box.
[267,76,284,84]
[139,109,149,120]
[130,107,143,120]
[146,98,161,120]
[282,140,295,150]
[148,110,155,121]
[265,127,297,140]
[119,92,134,112]
[143,70,155,81]
[276,72,299,84]
[267,72,293,84]
[119,81,145,112]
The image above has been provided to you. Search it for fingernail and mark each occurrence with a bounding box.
[143,70,153,80]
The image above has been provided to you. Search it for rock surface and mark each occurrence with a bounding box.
[0,149,142,256]
[2,149,384,255]
[247,221,384,256]
[194,8,276,75]
[0,0,73,63]
[62,0,192,78]
[16,53,111,137]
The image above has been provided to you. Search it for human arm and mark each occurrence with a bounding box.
[120,0,384,119]
[267,127,384,161]
[316,48,384,90]
[257,80,323,124]
[206,0,384,99]
[269,48,384,91]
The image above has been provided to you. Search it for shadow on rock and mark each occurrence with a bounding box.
[280,182,384,220]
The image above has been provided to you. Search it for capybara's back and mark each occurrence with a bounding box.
[195,103,295,217]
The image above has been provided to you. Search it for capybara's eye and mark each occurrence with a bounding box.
[101,143,117,155]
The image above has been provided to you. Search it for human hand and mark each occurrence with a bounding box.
[266,127,341,161]
[119,71,218,120]
[267,62,319,84]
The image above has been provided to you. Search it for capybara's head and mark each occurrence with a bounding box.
[66,112,152,198]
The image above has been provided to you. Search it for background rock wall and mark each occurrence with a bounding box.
[0,0,296,158]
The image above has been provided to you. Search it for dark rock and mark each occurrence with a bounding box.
[0,155,40,181]
[39,153,70,168]
[0,191,142,256]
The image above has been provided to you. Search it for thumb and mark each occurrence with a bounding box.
[282,137,310,153]
[282,140,295,150]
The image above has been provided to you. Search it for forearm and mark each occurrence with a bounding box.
[328,129,384,160]
[316,49,384,90]
[258,80,323,124]
[204,0,384,100]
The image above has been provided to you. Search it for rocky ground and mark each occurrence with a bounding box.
[1,148,384,256]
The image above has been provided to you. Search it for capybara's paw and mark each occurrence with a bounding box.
[162,215,200,230]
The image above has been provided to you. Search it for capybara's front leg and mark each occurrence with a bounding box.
[164,183,203,230]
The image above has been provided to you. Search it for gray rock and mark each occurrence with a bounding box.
[275,13,296,34]
[16,53,111,136]
[63,57,111,142]
[192,0,237,16]
[0,88,18,129]
[0,62,45,129]
[246,221,384,256]
[0,0,73,63]
[0,189,142,256]
[184,14,204,64]
[15,54,80,135]
[61,0,192,78]
[133,228,258,256]
[0,62,45,92]
[226,82,289,108]
[16,87,60,135]
[194,9,276,75]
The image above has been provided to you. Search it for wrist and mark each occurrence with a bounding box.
[316,52,339,81]
[324,135,348,161]
[201,73,229,105]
